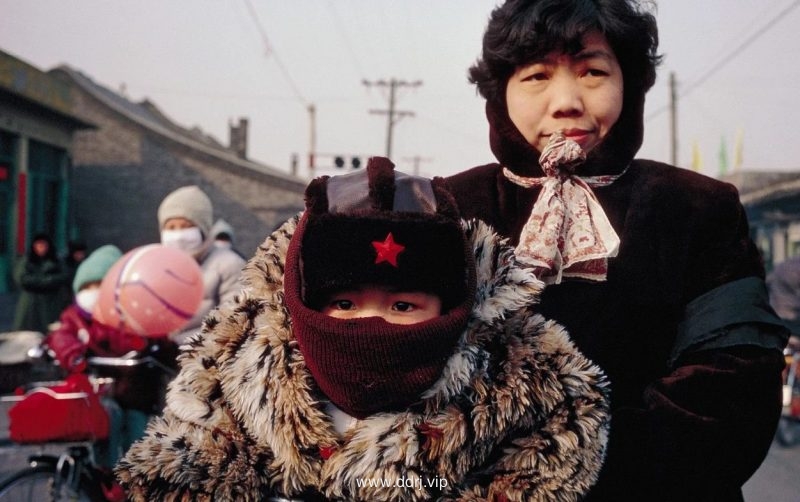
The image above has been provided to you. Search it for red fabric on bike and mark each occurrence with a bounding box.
[8,373,109,443]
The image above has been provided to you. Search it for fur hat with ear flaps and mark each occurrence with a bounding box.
[284,157,476,418]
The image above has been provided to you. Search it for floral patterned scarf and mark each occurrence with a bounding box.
[503,131,624,284]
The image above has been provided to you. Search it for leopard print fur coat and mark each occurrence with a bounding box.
[116,217,609,501]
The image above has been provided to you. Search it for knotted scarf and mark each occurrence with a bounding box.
[503,131,623,284]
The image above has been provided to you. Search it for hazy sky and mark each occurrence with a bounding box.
[2,0,799,180]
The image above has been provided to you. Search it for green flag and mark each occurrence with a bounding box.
[718,136,728,177]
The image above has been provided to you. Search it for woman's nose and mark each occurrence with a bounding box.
[548,74,584,118]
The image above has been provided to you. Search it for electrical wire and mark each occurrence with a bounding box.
[646,0,800,122]
[681,0,799,98]
[325,0,367,79]
[243,0,309,106]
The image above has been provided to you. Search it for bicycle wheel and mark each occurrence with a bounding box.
[0,464,93,502]
[776,416,800,447]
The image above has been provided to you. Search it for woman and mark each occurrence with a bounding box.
[445,1,788,500]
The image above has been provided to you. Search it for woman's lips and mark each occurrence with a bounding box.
[561,129,594,147]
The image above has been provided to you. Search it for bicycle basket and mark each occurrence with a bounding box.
[8,372,110,443]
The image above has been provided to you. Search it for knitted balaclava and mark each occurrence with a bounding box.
[284,157,476,419]
[72,245,122,293]
[157,185,214,239]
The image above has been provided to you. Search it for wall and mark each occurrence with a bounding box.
[66,75,305,257]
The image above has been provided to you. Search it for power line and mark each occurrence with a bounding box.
[243,0,309,105]
[325,0,367,78]
[647,0,799,122]
[681,0,799,98]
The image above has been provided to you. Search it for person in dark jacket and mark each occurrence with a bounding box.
[767,256,800,337]
[12,233,71,333]
[445,1,789,500]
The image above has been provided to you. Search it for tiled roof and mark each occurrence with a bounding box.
[722,171,800,206]
[54,65,305,187]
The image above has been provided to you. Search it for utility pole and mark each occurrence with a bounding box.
[669,72,678,166]
[308,103,317,178]
[402,155,432,176]
[363,78,422,158]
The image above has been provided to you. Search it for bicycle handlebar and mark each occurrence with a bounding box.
[85,353,177,377]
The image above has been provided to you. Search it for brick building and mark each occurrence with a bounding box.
[54,65,306,258]
[0,50,95,292]
[725,170,800,270]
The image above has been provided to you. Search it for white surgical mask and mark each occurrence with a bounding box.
[161,227,204,253]
[214,240,232,250]
[76,288,100,315]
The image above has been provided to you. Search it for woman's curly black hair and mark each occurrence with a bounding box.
[469,0,662,103]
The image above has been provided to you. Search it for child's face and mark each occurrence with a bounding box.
[32,239,50,257]
[320,285,442,325]
[162,217,197,231]
[505,30,623,155]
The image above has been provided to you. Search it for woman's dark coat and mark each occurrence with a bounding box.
[445,98,789,501]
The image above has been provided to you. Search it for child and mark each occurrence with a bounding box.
[46,244,177,467]
[116,157,609,501]
[157,185,246,345]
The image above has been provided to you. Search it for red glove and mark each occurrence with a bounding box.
[107,330,147,355]
[46,331,87,373]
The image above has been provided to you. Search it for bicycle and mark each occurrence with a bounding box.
[776,336,800,447]
[0,351,175,501]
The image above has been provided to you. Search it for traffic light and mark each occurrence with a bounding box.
[332,156,362,169]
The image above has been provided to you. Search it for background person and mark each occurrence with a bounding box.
[767,256,800,346]
[157,185,245,345]
[64,239,88,284]
[12,233,71,333]
[445,1,789,500]
[117,158,610,501]
[45,244,177,467]
[210,218,245,258]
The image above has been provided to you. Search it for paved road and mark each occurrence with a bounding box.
[0,386,799,500]
[2,291,799,501]
[743,433,800,502]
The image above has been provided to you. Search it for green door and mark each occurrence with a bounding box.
[27,139,68,252]
[0,131,15,293]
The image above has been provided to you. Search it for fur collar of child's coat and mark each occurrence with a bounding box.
[116,216,609,502]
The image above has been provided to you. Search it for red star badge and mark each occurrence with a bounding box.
[372,232,405,267]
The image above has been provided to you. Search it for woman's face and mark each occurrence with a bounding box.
[505,30,623,154]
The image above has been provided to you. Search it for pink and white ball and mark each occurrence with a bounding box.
[93,244,203,337]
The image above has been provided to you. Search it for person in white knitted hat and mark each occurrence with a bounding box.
[157,185,245,344]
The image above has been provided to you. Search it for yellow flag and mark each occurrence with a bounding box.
[733,128,743,171]
[691,140,703,172]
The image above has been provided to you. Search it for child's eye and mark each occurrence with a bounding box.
[392,301,415,312]
[330,299,355,311]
